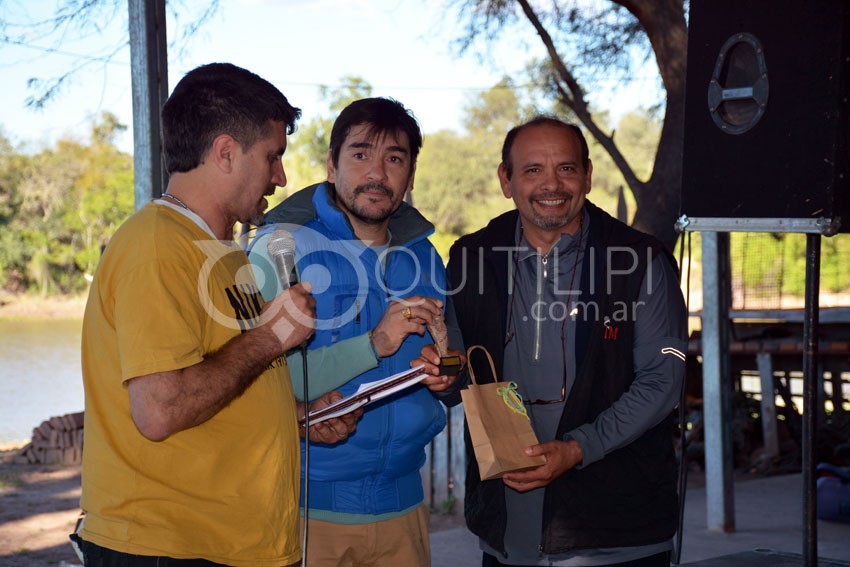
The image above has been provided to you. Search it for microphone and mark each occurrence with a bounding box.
[267,229,299,291]
[267,228,312,561]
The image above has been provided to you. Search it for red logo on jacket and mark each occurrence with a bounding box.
[603,317,619,340]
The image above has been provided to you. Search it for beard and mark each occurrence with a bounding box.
[249,209,266,227]
[345,182,402,225]
[532,211,572,230]
[529,193,575,230]
[248,188,274,226]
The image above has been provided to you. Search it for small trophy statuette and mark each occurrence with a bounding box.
[428,313,463,375]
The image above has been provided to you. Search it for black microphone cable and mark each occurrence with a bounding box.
[301,343,310,566]
[266,228,311,564]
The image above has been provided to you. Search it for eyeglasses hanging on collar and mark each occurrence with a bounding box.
[504,315,569,406]
[503,216,584,406]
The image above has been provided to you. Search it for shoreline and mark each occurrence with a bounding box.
[0,293,86,320]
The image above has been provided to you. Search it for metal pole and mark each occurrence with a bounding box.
[701,231,735,531]
[802,234,821,566]
[128,0,168,209]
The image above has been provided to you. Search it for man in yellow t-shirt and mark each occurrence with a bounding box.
[78,63,358,567]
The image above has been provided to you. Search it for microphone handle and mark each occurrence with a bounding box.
[272,252,298,291]
[272,252,308,350]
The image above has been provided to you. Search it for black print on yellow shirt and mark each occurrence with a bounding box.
[225,284,263,333]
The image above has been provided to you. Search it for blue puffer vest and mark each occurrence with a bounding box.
[264,183,447,516]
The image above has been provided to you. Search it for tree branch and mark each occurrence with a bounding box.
[614,0,687,105]
[515,0,642,196]
[613,0,687,192]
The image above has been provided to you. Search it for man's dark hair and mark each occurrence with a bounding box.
[161,62,301,174]
[500,116,590,179]
[328,97,422,174]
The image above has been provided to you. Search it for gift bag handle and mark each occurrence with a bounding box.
[466,345,528,419]
[466,345,498,385]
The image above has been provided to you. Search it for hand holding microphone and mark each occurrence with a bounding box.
[260,229,316,353]
[267,229,299,292]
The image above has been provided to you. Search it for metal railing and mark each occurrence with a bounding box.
[423,404,466,514]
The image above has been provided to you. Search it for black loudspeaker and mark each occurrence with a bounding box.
[680,0,850,234]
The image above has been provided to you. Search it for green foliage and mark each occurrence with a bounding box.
[0,231,27,288]
[3,79,844,309]
[678,232,850,311]
[731,233,786,296]
[415,80,525,241]
[461,76,530,136]
[0,112,134,294]
[732,233,850,299]
[280,76,374,199]
[0,134,27,224]
[415,129,513,238]
[428,229,459,264]
[820,235,850,294]
[584,109,661,222]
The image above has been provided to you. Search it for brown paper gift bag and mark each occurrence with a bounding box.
[461,345,547,480]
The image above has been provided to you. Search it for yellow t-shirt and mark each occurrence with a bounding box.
[80,201,300,566]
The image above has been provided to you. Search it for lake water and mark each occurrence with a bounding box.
[0,318,84,445]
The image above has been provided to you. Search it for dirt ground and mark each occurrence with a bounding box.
[0,451,83,566]
[0,448,464,566]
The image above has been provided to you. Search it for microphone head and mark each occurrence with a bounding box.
[267,229,296,258]
[267,228,299,290]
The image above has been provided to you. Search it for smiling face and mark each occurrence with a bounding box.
[232,120,289,226]
[499,122,592,248]
[328,123,415,234]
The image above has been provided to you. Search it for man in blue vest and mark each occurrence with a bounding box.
[422,116,687,566]
[250,97,461,566]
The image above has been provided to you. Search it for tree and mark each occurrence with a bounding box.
[586,108,662,220]
[415,79,529,255]
[280,76,374,202]
[0,113,134,294]
[65,112,134,277]
[450,0,687,248]
[0,1,220,109]
[0,133,30,290]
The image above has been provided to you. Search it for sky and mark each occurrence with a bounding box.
[0,0,662,154]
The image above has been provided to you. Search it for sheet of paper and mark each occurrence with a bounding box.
[302,364,428,425]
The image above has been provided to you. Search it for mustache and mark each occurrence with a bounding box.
[354,182,393,198]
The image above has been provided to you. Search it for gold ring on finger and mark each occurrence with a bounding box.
[402,307,412,319]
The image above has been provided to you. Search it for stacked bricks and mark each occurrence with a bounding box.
[14,411,84,465]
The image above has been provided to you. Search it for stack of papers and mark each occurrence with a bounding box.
[300,365,429,425]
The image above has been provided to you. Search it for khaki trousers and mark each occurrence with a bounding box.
[298,504,430,567]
